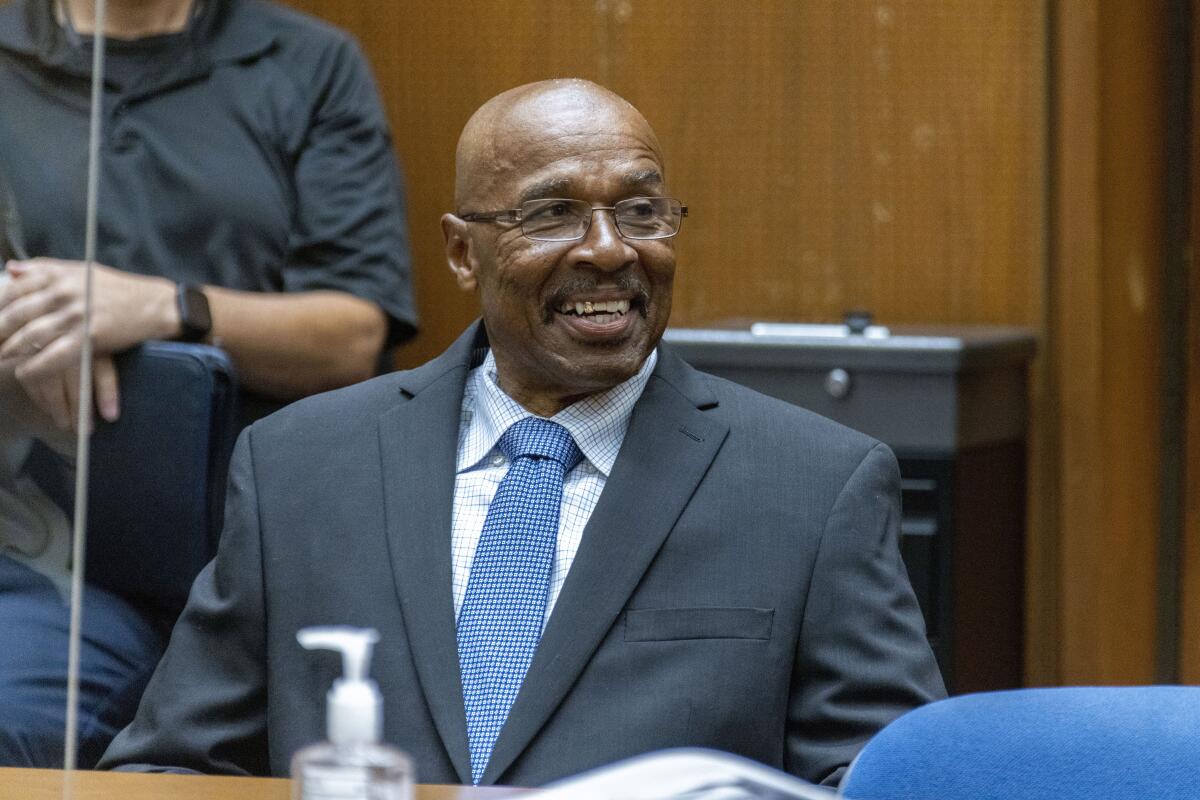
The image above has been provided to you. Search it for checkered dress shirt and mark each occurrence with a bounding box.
[451,348,658,625]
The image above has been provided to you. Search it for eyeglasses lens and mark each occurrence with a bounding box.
[520,200,590,241]
[519,198,682,241]
[615,197,681,239]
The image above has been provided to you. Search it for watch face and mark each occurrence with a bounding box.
[179,284,212,341]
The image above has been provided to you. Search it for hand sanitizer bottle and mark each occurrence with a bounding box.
[291,627,414,800]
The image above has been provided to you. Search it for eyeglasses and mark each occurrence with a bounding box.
[459,197,688,242]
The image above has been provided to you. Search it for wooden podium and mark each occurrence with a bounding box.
[0,767,528,800]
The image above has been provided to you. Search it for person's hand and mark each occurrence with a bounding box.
[0,258,177,382]
[16,354,120,433]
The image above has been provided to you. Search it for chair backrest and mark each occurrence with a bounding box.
[838,686,1200,800]
[24,343,237,618]
[78,342,238,618]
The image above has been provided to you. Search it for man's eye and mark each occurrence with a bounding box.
[627,201,655,217]
[526,201,573,220]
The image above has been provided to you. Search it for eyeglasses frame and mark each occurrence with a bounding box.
[458,197,688,242]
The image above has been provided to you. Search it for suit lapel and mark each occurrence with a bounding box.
[378,324,485,785]
[481,347,729,784]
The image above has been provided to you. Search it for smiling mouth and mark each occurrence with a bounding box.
[556,298,631,324]
[544,274,650,326]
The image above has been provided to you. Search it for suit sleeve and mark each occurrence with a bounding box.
[97,428,271,775]
[786,442,946,786]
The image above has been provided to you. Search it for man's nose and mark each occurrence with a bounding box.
[571,208,638,271]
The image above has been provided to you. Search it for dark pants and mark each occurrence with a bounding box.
[0,555,169,768]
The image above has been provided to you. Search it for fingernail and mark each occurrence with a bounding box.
[101,398,119,422]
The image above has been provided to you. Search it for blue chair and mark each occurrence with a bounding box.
[26,341,238,619]
[839,686,1200,800]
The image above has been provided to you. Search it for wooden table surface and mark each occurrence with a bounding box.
[0,768,529,800]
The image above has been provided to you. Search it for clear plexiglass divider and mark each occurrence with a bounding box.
[0,0,107,779]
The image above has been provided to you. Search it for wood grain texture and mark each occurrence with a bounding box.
[286,0,1045,365]
[609,2,1045,332]
[1181,2,1200,684]
[0,768,526,800]
[1050,0,1168,684]
[1045,0,1102,686]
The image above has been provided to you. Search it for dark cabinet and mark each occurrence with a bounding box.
[663,323,1036,693]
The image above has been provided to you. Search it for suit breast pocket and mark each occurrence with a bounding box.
[623,607,775,642]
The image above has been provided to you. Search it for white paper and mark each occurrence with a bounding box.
[532,749,839,800]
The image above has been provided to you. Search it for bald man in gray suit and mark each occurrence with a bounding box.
[101,80,944,787]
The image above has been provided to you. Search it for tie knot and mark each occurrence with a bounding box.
[498,417,582,470]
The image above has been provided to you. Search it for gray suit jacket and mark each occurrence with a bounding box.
[100,322,944,786]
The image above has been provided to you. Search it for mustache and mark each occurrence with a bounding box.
[544,275,650,321]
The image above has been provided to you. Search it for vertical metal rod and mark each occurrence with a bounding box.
[63,0,106,774]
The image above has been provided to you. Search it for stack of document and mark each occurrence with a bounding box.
[533,749,838,800]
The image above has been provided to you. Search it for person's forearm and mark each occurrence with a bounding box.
[1,260,389,404]
[202,287,387,400]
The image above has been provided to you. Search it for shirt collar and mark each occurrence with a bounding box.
[458,348,658,478]
[0,0,60,61]
[0,0,274,78]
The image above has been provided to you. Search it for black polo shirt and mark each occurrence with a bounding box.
[0,0,418,362]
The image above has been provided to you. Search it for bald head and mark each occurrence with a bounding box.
[454,79,664,210]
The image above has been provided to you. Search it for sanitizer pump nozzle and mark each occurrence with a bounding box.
[297,626,382,747]
[292,627,413,800]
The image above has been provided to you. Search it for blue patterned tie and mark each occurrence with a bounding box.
[457,417,583,784]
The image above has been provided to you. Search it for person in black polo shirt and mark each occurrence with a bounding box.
[0,0,417,767]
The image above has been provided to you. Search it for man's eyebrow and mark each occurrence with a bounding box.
[622,169,664,189]
[515,169,666,206]
[517,177,573,205]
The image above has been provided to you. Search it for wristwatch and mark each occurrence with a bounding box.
[176,283,212,343]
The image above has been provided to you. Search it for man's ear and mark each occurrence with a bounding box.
[441,213,479,292]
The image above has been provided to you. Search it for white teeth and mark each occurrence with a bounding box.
[560,299,631,316]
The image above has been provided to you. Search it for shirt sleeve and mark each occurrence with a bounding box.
[282,35,418,347]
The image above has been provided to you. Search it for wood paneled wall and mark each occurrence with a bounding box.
[286,0,1046,368]
[1182,2,1200,684]
[1047,0,1171,684]
[284,1,1192,686]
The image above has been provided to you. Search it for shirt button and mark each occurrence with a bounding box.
[491,454,505,466]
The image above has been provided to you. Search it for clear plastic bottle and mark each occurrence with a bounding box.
[291,627,414,800]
